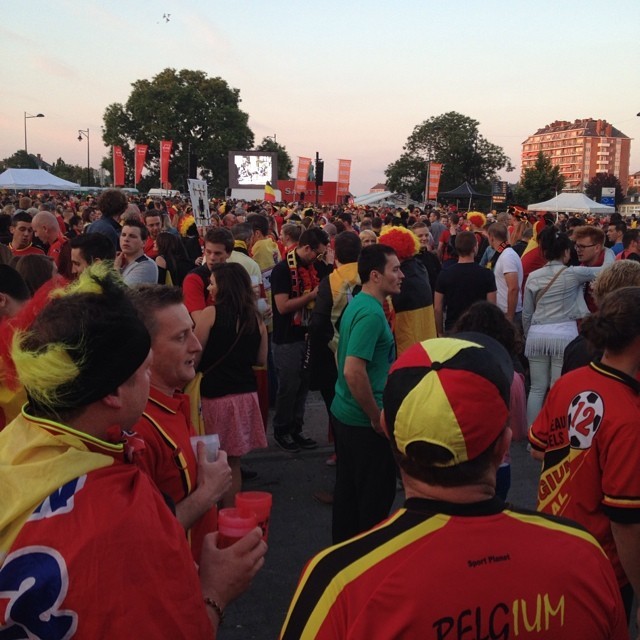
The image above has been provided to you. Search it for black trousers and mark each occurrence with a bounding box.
[331,415,397,544]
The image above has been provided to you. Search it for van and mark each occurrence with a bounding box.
[147,188,181,198]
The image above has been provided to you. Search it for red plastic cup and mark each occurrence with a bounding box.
[235,491,273,542]
[217,508,257,549]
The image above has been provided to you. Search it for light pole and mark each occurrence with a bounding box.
[24,112,45,155]
[78,129,90,186]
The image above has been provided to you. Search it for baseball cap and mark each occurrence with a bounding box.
[382,334,513,467]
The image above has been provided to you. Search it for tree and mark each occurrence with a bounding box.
[514,152,565,206]
[51,158,88,185]
[385,112,514,201]
[256,137,292,180]
[0,150,38,171]
[102,68,254,195]
[585,172,624,207]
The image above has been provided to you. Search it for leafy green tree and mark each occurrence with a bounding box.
[0,150,38,171]
[51,158,88,185]
[102,68,254,195]
[514,152,566,206]
[585,172,624,207]
[256,137,293,180]
[385,112,514,200]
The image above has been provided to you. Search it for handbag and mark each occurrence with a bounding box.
[534,266,567,309]
[183,320,247,436]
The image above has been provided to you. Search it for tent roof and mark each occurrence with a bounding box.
[527,192,615,214]
[438,181,490,198]
[0,168,81,191]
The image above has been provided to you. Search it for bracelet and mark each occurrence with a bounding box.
[204,597,225,624]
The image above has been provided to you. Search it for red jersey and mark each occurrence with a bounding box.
[8,244,45,257]
[144,235,159,259]
[0,411,213,639]
[47,235,68,268]
[529,362,640,587]
[182,266,213,315]
[133,387,217,562]
[281,497,626,639]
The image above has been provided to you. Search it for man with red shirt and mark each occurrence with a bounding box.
[129,285,232,562]
[573,225,614,311]
[182,228,234,322]
[7,212,44,257]
[282,336,626,639]
[144,208,163,259]
[31,211,67,267]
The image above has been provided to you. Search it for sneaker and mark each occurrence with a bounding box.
[274,434,300,452]
[325,454,337,466]
[292,433,318,450]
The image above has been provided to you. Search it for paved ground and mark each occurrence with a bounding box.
[219,392,542,639]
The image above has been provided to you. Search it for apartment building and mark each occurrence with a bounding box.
[521,119,631,192]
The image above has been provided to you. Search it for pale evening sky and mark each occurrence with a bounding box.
[3,0,640,196]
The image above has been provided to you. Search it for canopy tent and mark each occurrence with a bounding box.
[438,181,491,211]
[527,192,615,215]
[0,168,81,191]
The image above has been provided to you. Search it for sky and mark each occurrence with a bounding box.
[3,0,640,196]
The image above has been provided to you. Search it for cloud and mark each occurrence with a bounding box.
[30,54,78,81]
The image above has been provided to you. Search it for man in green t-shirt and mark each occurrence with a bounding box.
[331,244,404,543]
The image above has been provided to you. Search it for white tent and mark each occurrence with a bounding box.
[0,168,81,190]
[527,192,615,215]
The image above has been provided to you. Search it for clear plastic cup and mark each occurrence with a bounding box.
[190,434,220,462]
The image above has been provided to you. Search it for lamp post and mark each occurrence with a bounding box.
[24,112,45,155]
[78,129,90,186]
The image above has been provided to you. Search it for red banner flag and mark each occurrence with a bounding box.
[294,157,311,200]
[112,146,125,187]
[336,159,352,202]
[160,140,173,188]
[426,162,443,201]
[135,144,148,186]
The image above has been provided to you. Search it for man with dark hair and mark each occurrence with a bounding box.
[69,233,116,276]
[330,244,403,543]
[7,211,44,257]
[0,264,30,319]
[282,336,626,639]
[309,232,362,467]
[143,209,163,259]
[270,227,329,452]
[428,209,446,245]
[116,219,158,285]
[128,285,232,562]
[607,221,626,255]
[182,227,233,322]
[434,231,497,335]
[0,267,266,638]
[487,222,523,324]
[88,188,128,248]
[228,222,261,284]
[615,228,639,261]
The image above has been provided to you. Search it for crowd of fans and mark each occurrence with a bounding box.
[1,188,640,638]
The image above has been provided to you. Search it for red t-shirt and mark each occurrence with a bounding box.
[8,244,45,257]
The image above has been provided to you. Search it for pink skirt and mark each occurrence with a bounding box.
[201,392,267,457]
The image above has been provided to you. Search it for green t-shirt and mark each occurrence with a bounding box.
[331,292,395,426]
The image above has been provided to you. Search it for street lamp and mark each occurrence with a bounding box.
[78,129,90,186]
[24,112,45,155]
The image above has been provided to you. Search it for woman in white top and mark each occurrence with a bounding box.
[523,226,601,424]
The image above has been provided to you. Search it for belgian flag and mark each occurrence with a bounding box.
[264,181,276,202]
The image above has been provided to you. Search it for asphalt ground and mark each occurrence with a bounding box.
[219,392,542,640]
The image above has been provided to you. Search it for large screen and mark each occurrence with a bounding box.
[228,151,278,189]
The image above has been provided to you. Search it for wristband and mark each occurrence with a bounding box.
[204,597,225,624]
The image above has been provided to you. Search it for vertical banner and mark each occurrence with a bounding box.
[294,157,311,199]
[188,179,211,229]
[336,159,352,203]
[160,140,173,188]
[134,144,148,186]
[426,162,443,201]
[112,146,125,187]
